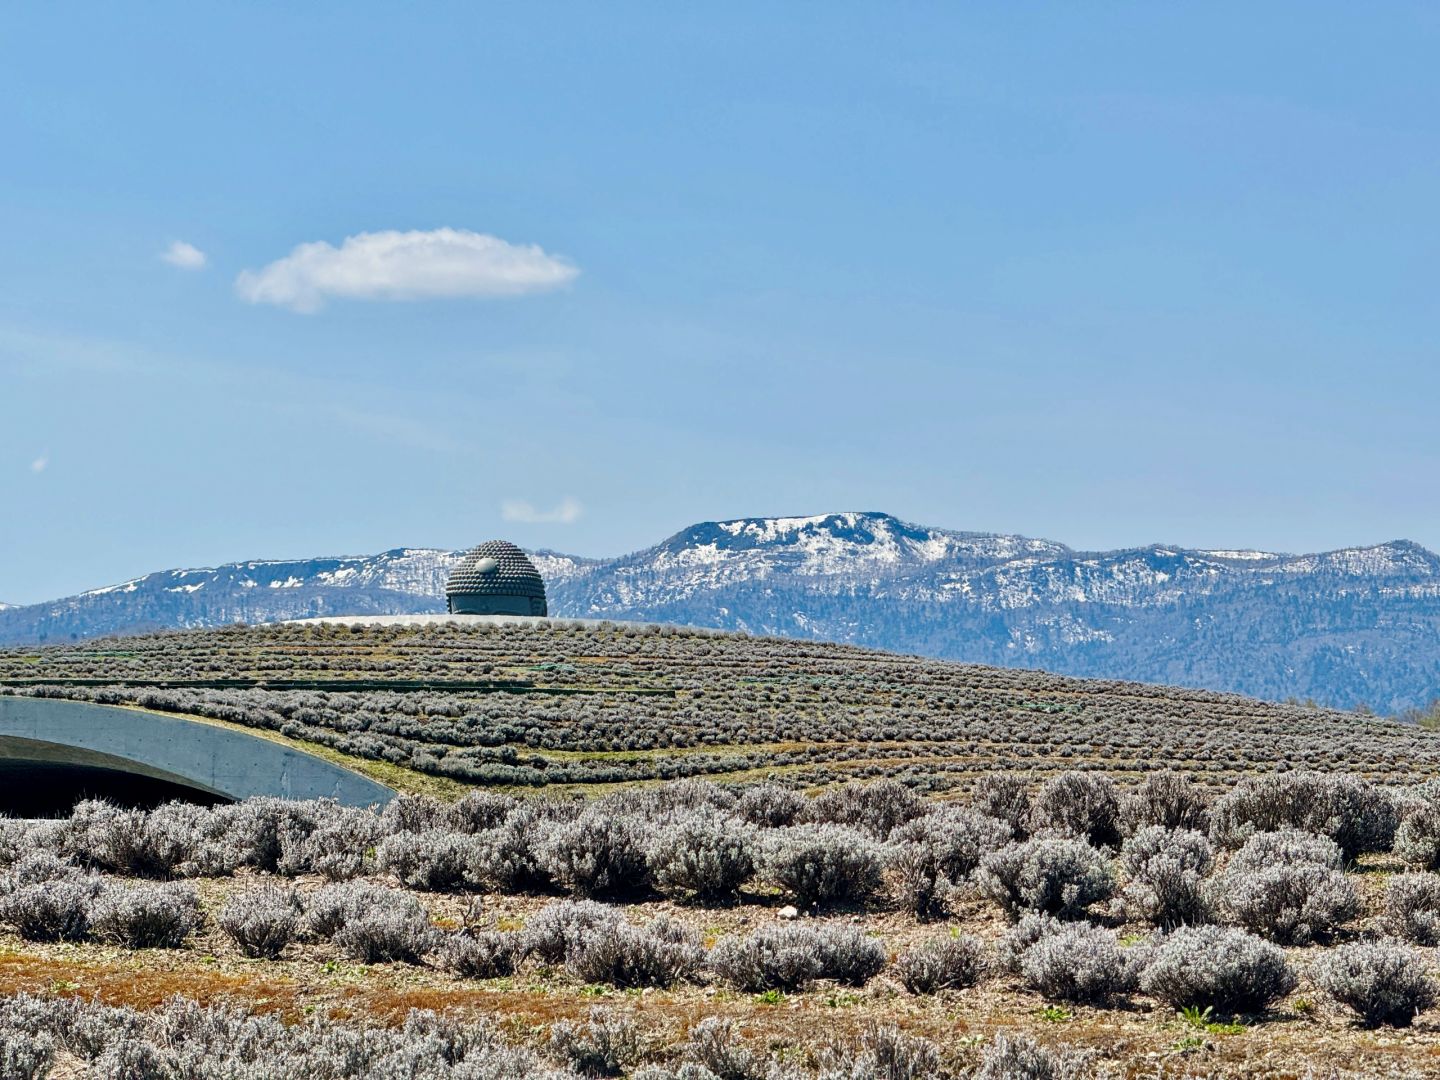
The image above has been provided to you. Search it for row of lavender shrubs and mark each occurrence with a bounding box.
[219,884,1436,1029]
[0,991,1083,1080]
[6,770,1437,936]
[7,769,1432,894]
[3,770,1440,1027]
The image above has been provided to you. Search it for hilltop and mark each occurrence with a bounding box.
[2,618,1436,797]
[4,512,1440,710]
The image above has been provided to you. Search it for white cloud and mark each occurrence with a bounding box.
[160,241,207,270]
[30,455,48,474]
[235,228,578,313]
[501,497,584,526]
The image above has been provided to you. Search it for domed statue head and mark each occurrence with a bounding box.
[445,541,547,617]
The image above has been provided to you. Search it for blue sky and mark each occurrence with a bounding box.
[2,4,1439,603]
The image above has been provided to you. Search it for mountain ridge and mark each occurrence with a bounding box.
[4,511,1439,712]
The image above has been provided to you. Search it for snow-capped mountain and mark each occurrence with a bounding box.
[4,512,1439,712]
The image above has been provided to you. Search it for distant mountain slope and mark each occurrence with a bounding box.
[4,511,1439,711]
[0,548,594,646]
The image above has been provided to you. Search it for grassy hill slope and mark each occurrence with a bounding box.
[2,619,1436,794]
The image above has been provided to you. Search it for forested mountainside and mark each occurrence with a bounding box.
[4,511,1439,711]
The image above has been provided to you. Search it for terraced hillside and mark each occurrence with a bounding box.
[6,621,1440,1077]
[2,618,1437,795]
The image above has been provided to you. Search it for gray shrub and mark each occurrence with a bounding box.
[44,996,141,1060]
[0,820,61,869]
[680,1017,770,1080]
[395,1008,499,1068]
[1209,772,1398,860]
[380,794,455,834]
[976,838,1115,920]
[277,807,380,880]
[67,799,218,879]
[814,925,890,987]
[1226,828,1343,873]
[1310,774,1401,860]
[0,854,101,942]
[1213,862,1358,945]
[758,824,885,908]
[436,930,521,979]
[627,1068,722,1080]
[89,881,199,948]
[539,811,652,899]
[646,808,757,904]
[1027,772,1121,848]
[886,807,1011,917]
[974,1033,1088,1080]
[332,906,437,964]
[885,841,955,920]
[1018,922,1141,1003]
[642,779,739,816]
[0,851,80,888]
[806,780,924,838]
[1393,803,1440,871]
[209,798,300,873]
[1314,940,1438,1027]
[996,913,1065,974]
[548,1008,642,1078]
[0,1033,52,1080]
[217,798,362,875]
[564,914,704,988]
[735,783,808,829]
[1119,826,1213,928]
[972,774,1032,839]
[219,886,303,959]
[468,805,557,894]
[376,830,482,892]
[96,1038,177,1079]
[1119,771,1209,835]
[0,989,589,1080]
[893,933,986,994]
[1384,872,1440,945]
[1139,925,1296,1013]
[450,791,519,834]
[522,900,625,965]
[817,1023,940,1080]
[900,804,1013,876]
[708,923,885,992]
[304,880,425,940]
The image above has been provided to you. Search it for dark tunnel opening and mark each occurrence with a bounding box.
[0,760,230,817]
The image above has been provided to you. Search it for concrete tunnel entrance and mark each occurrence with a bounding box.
[0,696,395,815]
[0,759,229,816]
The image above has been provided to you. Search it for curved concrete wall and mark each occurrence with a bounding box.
[0,697,394,807]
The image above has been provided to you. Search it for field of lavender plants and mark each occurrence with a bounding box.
[0,772,1438,1076]
[3,623,1440,1075]
[1,620,1437,794]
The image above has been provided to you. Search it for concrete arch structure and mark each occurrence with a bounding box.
[0,697,394,807]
